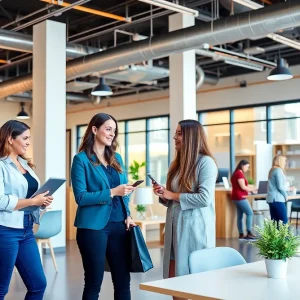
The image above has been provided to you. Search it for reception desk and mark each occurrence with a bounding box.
[215,188,239,238]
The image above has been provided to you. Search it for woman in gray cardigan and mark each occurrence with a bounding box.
[152,120,217,300]
[266,154,288,224]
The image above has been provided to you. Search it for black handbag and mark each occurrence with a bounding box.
[129,225,154,273]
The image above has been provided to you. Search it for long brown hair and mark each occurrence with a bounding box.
[0,120,34,168]
[167,119,215,193]
[268,154,286,178]
[79,113,122,172]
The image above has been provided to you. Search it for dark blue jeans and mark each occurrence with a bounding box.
[269,201,288,224]
[77,221,130,300]
[0,214,47,300]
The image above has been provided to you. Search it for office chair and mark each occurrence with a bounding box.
[189,247,246,274]
[34,210,62,272]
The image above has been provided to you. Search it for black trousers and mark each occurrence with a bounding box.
[77,222,131,300]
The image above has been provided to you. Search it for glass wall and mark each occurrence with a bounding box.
[76,116,170,185]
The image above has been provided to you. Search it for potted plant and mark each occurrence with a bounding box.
[128,160,147,218]
[136,204,147,219]
[251,219,300,279]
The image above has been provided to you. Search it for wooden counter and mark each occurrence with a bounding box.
[215,188,239,239]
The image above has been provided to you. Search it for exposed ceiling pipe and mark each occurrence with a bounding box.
[0,28,99,58]
[0,1,300,98]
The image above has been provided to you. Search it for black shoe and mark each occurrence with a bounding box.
[239,234,246,240]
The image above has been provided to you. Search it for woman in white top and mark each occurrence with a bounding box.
[0,120,53,300]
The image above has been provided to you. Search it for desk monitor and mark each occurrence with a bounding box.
[216,168,229,184]
[257,181,268,194]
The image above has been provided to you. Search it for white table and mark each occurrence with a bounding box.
[140,257,300,300]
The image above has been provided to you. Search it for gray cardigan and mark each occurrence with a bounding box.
[159,155,217,278]
[266,168,287,203]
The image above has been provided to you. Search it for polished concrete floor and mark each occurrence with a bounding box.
[6,238,261,300]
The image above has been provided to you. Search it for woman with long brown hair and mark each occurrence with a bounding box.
[71,113,136,300]
[0,120,53,300]
[266,154,289,224]
[152,119,217,300]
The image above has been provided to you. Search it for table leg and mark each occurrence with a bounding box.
[159,223,165,245]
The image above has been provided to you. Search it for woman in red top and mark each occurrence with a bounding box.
[231,160,257,239]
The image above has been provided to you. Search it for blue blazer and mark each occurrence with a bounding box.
[71,151,131,230]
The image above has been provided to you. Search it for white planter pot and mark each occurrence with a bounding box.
[265,259,288,279]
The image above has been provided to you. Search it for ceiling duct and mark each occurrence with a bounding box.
[0,28,99,59]
[0,1,300,98]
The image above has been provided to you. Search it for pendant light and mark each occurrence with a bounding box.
[267,58,293,81]
[16,102,30,120]
[91,77,113,96]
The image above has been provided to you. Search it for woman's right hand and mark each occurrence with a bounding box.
[153,183,165,197]
[111,184,135,197]
[32,191,53,206]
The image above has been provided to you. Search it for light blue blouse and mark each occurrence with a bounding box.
[0,156,41,228]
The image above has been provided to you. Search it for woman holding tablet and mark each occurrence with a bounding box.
[71,113,136,300]
[0,120,53,300]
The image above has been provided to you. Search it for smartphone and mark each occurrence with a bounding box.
[147,173,158,185]
[132,180,144,187]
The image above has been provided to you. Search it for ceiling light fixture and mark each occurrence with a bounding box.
[16,102,30,120]
[267,58,293,81]
[91,78,113,96]
[138,0,199,17]
[224,59,264,71]
[233,0,263,9]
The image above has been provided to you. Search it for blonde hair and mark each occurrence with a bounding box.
[268,154,286,178]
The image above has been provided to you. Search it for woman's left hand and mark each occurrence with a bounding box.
[125,216,136,230]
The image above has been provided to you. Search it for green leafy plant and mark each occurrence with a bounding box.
[248,177,255,185]
[251,219,300,261]
[128,160,146,181]
[135,205,147,212]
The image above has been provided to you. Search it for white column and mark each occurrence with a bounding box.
[169,13,196,159]
[33,20,66,249]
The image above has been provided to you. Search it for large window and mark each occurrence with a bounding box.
[199,101,300,177]
[76,115,170,185]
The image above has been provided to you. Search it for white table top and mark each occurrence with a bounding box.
[140,257,300,300]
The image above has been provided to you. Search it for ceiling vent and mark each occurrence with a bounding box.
[100,65,170,84]
[66,81,98,92]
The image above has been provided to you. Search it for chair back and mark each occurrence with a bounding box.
[34,210,62,239]
[189,247,246,274]
[291,199,300,210]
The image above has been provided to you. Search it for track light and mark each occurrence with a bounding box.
[267,58,293,81]
[91,78,113,96]
[16,102,30,120]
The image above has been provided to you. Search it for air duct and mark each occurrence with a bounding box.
[0,0,300,98]
[0,28,99,59]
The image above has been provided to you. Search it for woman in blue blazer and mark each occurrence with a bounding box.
[71,113,136,300]
[0,120,53,300]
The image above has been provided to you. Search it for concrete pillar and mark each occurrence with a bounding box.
[33,20,66,249]
[169,13,196,159]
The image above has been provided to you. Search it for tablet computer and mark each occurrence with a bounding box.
[20,177,66,212]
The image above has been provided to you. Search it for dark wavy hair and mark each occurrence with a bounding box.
[231,159,249,180]
[79,113,122,172]
[0,120,34,168]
